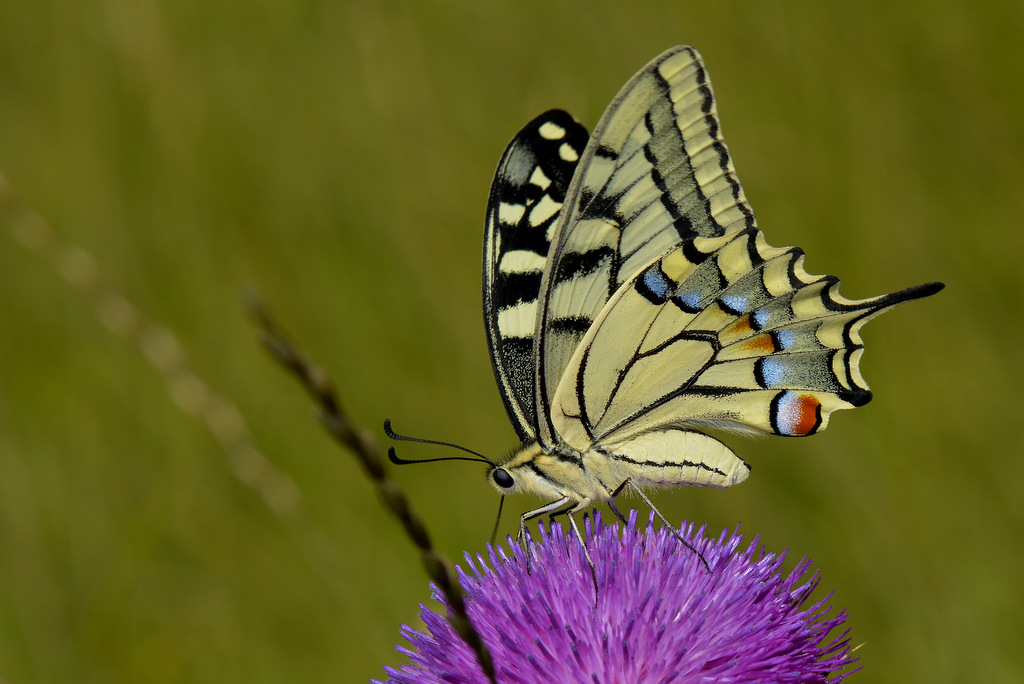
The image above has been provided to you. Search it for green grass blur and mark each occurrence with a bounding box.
[0,1,1021,682]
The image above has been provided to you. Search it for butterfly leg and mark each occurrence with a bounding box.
[565,508,599,599]
[522,498,599,596]
[623,482,711,573]
[547,502,600,597]
[544,500,580,525]
[518,496,572,570]
[606,479,631,524]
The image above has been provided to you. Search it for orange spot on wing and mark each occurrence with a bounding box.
[742,333,776,355]
[729,315,754,334]
[791,395,821,436]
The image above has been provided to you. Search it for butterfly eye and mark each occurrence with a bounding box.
[491,468,514,490]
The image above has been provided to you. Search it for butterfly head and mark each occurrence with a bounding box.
[385,421,588,528]
[489,466,515,491]
[486,441,546,496]
[487,441,586,504]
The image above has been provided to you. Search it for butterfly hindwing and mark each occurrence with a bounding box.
[483,110,590,440]
[550,228,944,453]
[533,46,756,445]
[587,428,750,491]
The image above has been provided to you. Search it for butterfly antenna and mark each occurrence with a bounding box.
[384,419,495,466]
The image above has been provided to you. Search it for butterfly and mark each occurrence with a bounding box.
[388,45,942,564]
[476,46,942,546]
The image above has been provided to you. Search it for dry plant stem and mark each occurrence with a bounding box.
[247,295,497,684]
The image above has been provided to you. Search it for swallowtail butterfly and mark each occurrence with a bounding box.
[477,46,942,542]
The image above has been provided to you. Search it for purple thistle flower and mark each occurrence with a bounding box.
[378,511,857,683]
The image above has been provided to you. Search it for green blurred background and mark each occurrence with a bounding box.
[0,1,1020,682]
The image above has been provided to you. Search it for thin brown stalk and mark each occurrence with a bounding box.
[246,293,497,684]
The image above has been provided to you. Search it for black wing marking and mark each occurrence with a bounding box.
[483,110,589,441]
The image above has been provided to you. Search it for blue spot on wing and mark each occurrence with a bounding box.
[720,294,749,315]
[637,265,674,304]
[752,308,771,330]
[775,328,798,350]
[759,358,788,387]
[674,287,704,313]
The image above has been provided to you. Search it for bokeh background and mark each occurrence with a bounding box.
[0,1,1020,682]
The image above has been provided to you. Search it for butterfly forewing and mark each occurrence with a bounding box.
[533,46,757,445]
[483,110,590,440]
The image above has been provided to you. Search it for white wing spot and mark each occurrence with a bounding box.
[497,300,538,338]
[530,166,552,190]
[498,202,526,226]
[499,249,547,274]
[559,143,579,162]
[538,121,566,139]
[529,194,563,227]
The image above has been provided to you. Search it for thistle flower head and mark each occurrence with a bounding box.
[379,512,857,683]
